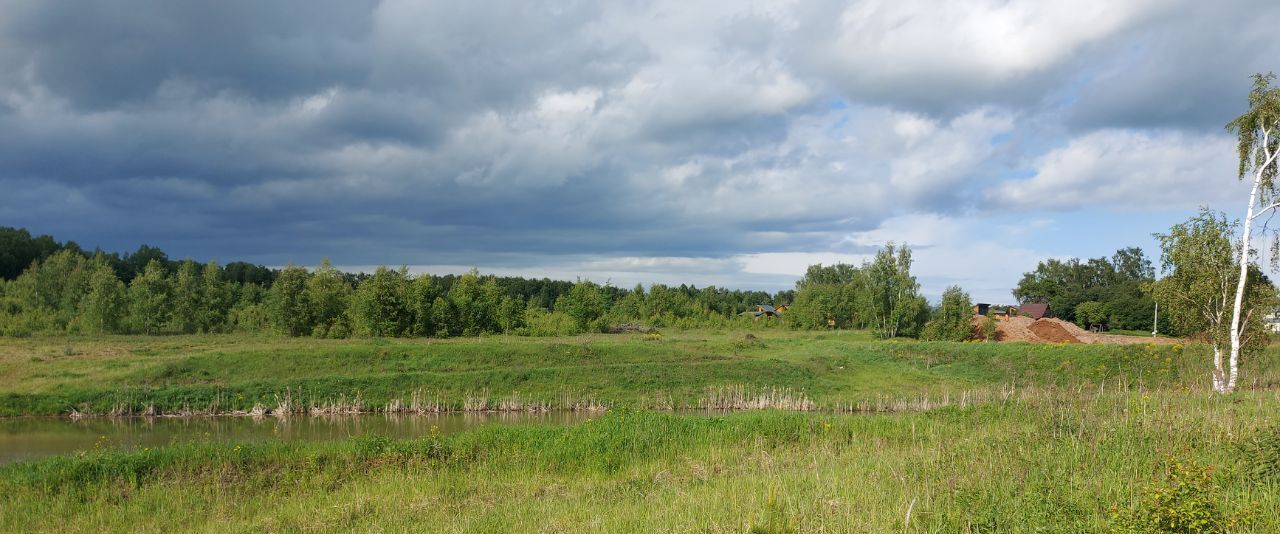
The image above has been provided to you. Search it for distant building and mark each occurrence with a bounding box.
[1020,302,1051,319]
[989,305,1018,317]
[756,304,781,318]
[1265,310,1280,333]
[745,304,786,320]
[972,303,990,316]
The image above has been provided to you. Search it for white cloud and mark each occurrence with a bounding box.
[803,0,1169,108]
[987,129,1244,211]
[839,213,1048,303]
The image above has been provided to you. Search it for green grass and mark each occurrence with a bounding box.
[3,330,1280,531]
[0,330,1255,416]
[3,391,1279,532]
[0,327,1249,414]
[1107,329,1174,338]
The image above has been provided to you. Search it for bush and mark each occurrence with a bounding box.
[981,315,997,342]
[518,308,578,337]
[1111,456,1252,533]
[921,286,973,342]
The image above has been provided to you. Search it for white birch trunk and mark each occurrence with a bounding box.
[1227,175,1258,394]
[1229,127,1280,393]
[1212,345,1227,393]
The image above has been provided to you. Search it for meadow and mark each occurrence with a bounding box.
[0,329,1258,416]
[2,330,1280,531]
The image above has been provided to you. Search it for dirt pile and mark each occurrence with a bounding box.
[1029,320,1082,343]
[971,315,1181,345]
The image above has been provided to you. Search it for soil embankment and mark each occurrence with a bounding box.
[974,315,1180,344]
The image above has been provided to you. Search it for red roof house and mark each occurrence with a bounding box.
[1020,302,1051,319]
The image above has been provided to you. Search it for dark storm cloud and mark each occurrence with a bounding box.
[0,0,377,109]
[1065,1,1280,131]
[1,0,1277,287]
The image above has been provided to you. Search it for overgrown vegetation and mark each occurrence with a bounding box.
[3,389,1279,532]
[1014,246,1160,331]
[1,330,1273,417]
[782,243,928,338]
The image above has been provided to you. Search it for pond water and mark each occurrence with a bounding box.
[0,412,592,465]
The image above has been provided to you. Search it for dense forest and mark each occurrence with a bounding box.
[0,227,795,338]
[4,226,1175,340]
[0,226,985,340]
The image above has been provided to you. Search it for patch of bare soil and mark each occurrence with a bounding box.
[1029,320,1081,343]
[970,315,1181,344]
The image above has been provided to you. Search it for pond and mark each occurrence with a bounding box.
[0,412,592,465]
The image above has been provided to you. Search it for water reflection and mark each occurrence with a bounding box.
[0,411,592,464]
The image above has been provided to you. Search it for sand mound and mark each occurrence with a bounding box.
[971,315,1181,345]
[1029,320,1081,343]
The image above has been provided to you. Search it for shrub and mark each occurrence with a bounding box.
[1111,456,1251,533]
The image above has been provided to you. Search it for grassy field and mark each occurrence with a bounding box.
[2,330,1280,531]
[1,329,1266,416]
[3,390,1280,532]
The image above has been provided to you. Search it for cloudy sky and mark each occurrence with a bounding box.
[2,0,1275,302]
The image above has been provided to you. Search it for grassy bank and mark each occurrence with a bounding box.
[1,330,1267,416]
[3,389,1279,532]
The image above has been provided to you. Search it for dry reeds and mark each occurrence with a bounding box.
[699,385,816,411]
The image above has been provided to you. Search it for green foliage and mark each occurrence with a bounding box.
[1075,301,1107,329]
[789,263,868,330]
[0,226,63,280]
[197,261,233,333]
[0,226,800,339]
[305,259,351,338]
[1226,73,1280,184]
[169,260,202,334]
[1014,247,1157,329]
[519,307,578,336]
[268,265,313,337]
[128,260,171,335]
[1153,209,1276,356]
[865,243,928,339]
[228,284,270,333]
[922,286,973,341]
[980,314,997,342]
[349,266,412,337]
[496,295,525,333]
[429,296,459,337]
[556,280,608,333]
[76,258,128,334]
[1111,457,1247,533]
[1241,426,1280,483]
[448,270,503,336]
[408,274,441,337]
[3,390,1279,532]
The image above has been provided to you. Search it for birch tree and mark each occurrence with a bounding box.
[865,243,927,339]
[1223,74,1280,393]
[1152,211,1269,391]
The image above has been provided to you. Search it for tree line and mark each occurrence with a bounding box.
[0,227,984,340]
[783,243,973,341]
[1012,246,1161,332]
[0,228,803,337]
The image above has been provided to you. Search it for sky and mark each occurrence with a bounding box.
[1,0,1277,303]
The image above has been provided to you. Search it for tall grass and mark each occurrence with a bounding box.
[3,388,1279,532]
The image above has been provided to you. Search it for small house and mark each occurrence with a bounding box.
[1020,302,1051,319]
[756,305,781,318]
[1264,310,1280,333]
[972,303,990,316]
